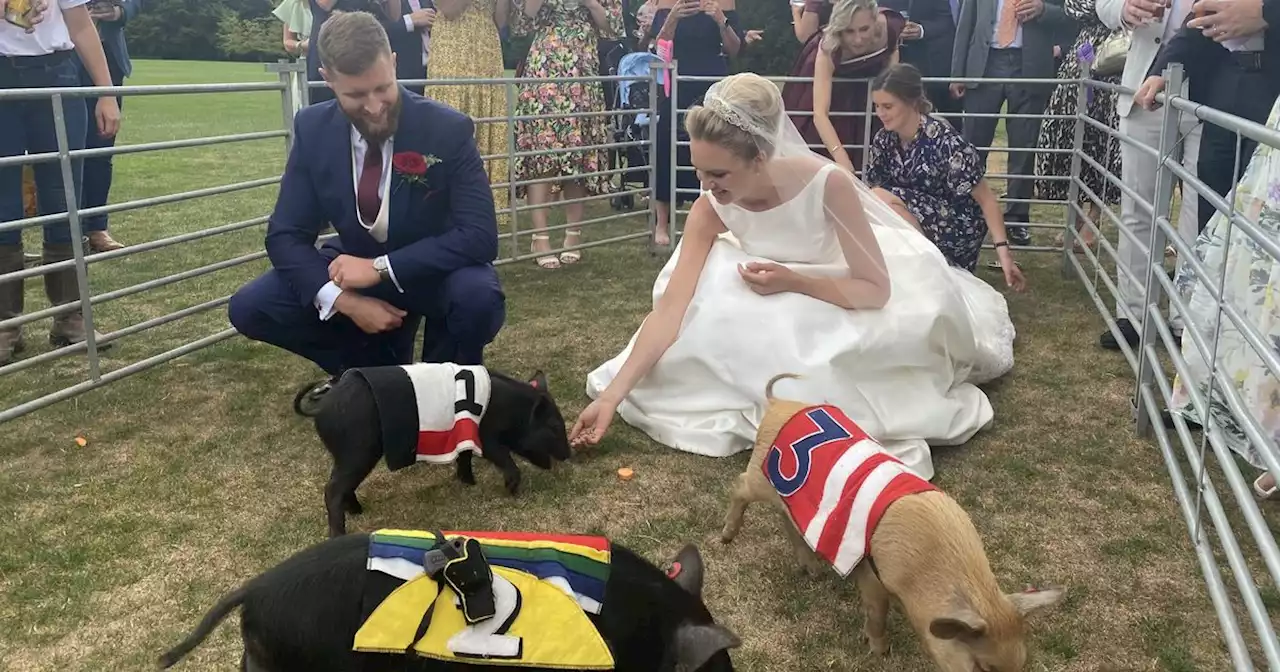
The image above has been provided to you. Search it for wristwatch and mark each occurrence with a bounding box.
[373,255,391,282]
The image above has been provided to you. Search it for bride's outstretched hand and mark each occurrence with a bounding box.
[570,397,618,448]
[738,261,799,295]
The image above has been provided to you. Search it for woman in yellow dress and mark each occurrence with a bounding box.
[427,0,512,229]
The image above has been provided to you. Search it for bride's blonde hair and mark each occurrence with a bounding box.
[685,73,783,162]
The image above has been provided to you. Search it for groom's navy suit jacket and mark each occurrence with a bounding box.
[265,87,499,309]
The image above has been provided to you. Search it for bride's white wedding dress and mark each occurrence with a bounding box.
[585,163,1015,480]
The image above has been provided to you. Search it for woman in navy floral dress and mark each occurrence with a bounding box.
[863,65,1025,290]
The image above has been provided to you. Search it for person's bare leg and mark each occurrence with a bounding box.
[527,182,558,269]
[653,200,671,246]
[560,180,586,264]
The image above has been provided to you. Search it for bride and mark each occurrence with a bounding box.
[571,72,1018,480]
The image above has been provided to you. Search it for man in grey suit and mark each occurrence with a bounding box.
[77,0,142,253]
[950,0,1073,246]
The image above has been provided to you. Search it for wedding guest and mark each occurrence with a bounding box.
[1035,0,1121,250]
[864,64,1026,289]
[1136,0,1278,230]
[950,0,1073,246]
[0,0,120,365]
[794,0,834,40]
[274,0,314,55]
[77,0,140,253]
[650,0,743,247]
[1167,94,1280,501]
[511,0,624,267]
[426,0,510,224]
[780,0,905,173]
[1095,0,1202,351]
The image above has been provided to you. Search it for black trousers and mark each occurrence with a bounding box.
[1195,59,1280,230]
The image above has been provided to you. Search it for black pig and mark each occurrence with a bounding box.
[157,533,741,671]
[316,367,571,538]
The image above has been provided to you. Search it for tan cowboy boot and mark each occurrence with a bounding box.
[87,231,125,253]
[0,245,25,365]
[42,242,111,349]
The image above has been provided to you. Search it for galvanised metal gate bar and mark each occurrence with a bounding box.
[1060,62,1280,668]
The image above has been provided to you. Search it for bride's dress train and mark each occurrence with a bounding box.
[585,164,1014,480]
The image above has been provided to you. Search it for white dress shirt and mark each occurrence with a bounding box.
[313,127,405,321]
[0,0,84,56]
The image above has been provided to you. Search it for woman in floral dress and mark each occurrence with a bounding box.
[428,0,511,227]
[1168,94,1280,501]
[1034,0,1122,250]
[512,0,624,269]
[864,64,1025,290]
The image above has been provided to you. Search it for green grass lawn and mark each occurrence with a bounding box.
[0,59,1273,671]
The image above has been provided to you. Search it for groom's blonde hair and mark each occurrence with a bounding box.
[686,73,783,162]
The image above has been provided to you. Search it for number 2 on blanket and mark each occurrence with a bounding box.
[454,370,484,416]
[446,573,524,659]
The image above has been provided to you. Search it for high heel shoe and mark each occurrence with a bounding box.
[559,229,582,264]
[532,234,560,269]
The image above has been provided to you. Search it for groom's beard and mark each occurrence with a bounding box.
[346,92,403,146]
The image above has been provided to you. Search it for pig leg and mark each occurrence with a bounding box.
[779,518,826,576]
[854,561,892,655]
[325,448,380,538]
[720,472,753,544]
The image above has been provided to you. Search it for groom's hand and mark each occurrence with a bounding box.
[329,254,381,290]
[334,293,408,334]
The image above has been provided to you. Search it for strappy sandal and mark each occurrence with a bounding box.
[1253,473,1279,501]
[559,229,582,265]
[532,234,559,269]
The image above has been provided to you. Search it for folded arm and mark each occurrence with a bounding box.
[596,197,725,405]
[1095,0,1124,30]
[384,116,499,286]
[264,114,334,311]
[791,171,891,310]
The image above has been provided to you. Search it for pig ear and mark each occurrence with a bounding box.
[528,370,549,393]
[674,622,742,671]
[929,608,987,642]
[1006,585,1066,618]
[667,544,704,597]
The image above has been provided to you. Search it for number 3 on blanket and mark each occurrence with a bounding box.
[446,572,524,659]
[767,408,852,497]
[454,369,485,417]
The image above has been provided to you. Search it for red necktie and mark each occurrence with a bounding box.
[357,139,383,223]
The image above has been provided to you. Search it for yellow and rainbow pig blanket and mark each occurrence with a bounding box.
[354,529,616,669]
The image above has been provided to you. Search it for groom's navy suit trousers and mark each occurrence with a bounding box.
[228,89,505,374]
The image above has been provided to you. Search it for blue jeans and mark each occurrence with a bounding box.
[0,52,88,247]
[80,66,123,234]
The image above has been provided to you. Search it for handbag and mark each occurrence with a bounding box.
[1093,29,1130,77]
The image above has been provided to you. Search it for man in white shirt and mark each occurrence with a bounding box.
[227,12,504,414]
[1095,0,1205,351]
[0,0,121,366]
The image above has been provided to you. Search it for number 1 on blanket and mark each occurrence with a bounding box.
[454,370,484,416]
[446,573,524,659]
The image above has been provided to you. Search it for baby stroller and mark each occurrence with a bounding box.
[609,50,664,211]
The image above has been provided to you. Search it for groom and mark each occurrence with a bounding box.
[228,10,505,405]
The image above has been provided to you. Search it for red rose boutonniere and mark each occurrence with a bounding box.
[391,151,441,193]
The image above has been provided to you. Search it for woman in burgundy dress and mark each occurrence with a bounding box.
[781,0,905,173]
